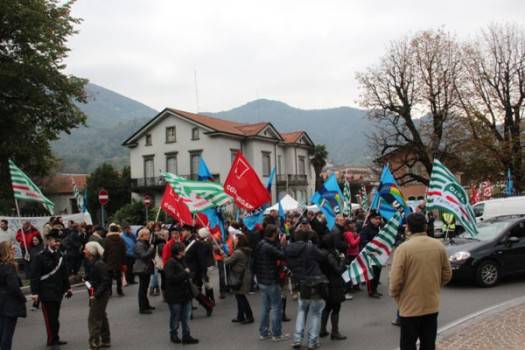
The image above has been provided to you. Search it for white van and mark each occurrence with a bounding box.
[472,196,525,222]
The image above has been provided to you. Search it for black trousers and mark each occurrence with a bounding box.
[0,316,18,350]
[108,270,123,295]
[321,301,342,333]
[138,274,151,312]
[124,256,136,283]
[41,300,62,345]
[234,294,253,320]
[370,266,382,294]
[400,313,438,350]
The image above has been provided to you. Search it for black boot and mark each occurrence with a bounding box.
[320,308,329,338]
[182,336,199,345]
[281,297,291,322]
[170,335,181,344]
[330,311,347,340]
[205,287,216,306]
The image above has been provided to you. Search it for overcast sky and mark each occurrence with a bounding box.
[65,0,524,113]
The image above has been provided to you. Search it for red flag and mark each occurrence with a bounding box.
[160,184,194,225]
[469,185,480,204]
[224,152,271,211]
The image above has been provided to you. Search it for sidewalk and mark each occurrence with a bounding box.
[437,299,525,350]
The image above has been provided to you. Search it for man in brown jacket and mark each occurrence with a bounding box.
[389,212,452,350]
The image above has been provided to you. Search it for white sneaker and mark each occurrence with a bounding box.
[345,293,353,300]
[273,334,290,342]
[259,335,272,341]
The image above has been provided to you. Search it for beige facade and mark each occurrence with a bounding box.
[123,108,316,205]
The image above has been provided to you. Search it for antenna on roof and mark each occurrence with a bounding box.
[194,69,200,113]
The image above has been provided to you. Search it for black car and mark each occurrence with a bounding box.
[446,216,525,287]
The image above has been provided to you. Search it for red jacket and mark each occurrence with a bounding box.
[162,238,180,266]
[344,231,361,257]
[16,227,41,252]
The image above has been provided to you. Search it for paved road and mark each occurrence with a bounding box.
[14,268,525,350]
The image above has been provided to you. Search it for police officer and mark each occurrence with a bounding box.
[30,229,73,346]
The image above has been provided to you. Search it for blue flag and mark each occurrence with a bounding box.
[266,167,276,193]
[311,174,344,230]
[242,205,267,230]
[506,169,514,197]
[278,198,286,232]
[198,158,227,241]
[373,166,410,220]
[198,157,214,181]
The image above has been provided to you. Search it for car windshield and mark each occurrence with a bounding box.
[459,221,512,241]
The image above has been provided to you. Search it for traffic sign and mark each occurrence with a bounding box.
[98,189,109,206]
[144,194,152,208]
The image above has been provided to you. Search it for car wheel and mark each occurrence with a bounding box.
[475,260,499,287]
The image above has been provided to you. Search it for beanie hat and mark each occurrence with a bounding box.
[197,227,210,239]
[84,241,105,257]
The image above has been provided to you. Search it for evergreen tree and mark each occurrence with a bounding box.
[0,0,87,213]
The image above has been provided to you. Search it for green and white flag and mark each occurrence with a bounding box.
[162,172,231,212]
[426,159,478,236]
[343,179,352,215]
[359,185,369,211]
[71,177,84,213]
[9,160,54,214]
[342,212,401,284]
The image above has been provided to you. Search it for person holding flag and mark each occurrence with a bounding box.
[360,211,383,298]
[197,157,230,299]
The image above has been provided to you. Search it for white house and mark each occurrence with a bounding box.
[122,108,316,206]
[42,174,87,214]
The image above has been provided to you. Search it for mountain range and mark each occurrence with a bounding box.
[52,83,374,172]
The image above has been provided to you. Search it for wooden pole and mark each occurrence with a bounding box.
[154,206,162,222]
[14,199,29,261]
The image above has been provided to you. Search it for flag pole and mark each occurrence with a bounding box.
[154,207,162,222]
[14,199,29,261]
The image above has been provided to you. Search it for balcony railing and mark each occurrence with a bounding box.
[131,174,221,190]
[276,174,308,186]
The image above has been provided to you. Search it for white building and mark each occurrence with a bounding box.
[122,108,316,205]
[42,174,87,214]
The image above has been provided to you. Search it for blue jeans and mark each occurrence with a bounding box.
[294,298,325,347]
[258,283,283,337]
[0,316,18,350]
[169,302,192,339]
[150,268,159,289]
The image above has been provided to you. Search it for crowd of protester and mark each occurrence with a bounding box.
[0,203,450,350]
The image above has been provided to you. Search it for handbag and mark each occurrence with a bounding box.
[228,270,243,290]
[188,280,199,298]
[228,254,250,291]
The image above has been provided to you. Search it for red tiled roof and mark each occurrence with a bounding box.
[123,107,312,146]
[168,109,281,138]
[235,122,269,136]
[168,108,247,136]
[42,174,87,195]
[281,131,304,144]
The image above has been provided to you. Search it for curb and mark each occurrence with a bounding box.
[393,295,525,350]
[437,295,525,336]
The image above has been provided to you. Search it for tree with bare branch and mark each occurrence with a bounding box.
[458,23,525,192]
[357,29,466,185]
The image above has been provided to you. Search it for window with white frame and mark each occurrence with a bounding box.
[191,127,200,140]
[166,153,177,174]
[262,152,271,177]
[166,126,176,143]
